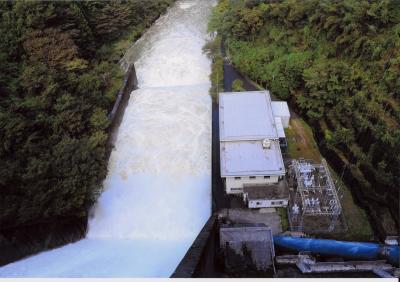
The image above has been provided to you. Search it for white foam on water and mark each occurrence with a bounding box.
[0,0,214,277]
[87,85,212,242]
[179,2,195,10]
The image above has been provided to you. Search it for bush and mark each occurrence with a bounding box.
[232,79,245,91]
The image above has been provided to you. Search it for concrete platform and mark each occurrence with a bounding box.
[218,208,282,235]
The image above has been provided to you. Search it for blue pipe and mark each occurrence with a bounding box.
[273,236,400,266]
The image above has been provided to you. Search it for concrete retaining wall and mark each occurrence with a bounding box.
[107,64,138,148]
[171,214,219,278]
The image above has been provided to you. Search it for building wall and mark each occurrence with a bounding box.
[248,199,288,209]
[225,175,279,194]
[282,116,290,128]
[275,115,290,128]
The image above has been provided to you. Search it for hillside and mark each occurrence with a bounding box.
[209,0,400,238]
[0,0,173,231]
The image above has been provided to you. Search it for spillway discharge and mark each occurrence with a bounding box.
[0,0,213,277]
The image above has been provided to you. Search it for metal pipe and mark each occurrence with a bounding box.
[273,236,400,266]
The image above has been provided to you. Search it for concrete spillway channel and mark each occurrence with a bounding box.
[0,0,214,277]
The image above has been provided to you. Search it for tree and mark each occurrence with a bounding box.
[211,0,400,235]
[0,0,174,230]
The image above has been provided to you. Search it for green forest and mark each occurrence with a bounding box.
[210,0,400,237]
[0,0,173,231]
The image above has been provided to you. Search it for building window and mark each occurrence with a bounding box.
[264,176,270,179]
[234,177,241,180]
[256,201,261,205]
[278,201,284,205]
[249,176,256,179]
[271,201,275,205]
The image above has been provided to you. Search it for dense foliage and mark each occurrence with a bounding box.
[0,0,173,230]
[203,35,224,99]
[210,0,400,236]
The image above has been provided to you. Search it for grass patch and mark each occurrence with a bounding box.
[285,118,322,162]
[328,168,374,241]
[277,207,289,232]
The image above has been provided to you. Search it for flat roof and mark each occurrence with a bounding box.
[243,181,289,200]
[219,91,278,141]
[220,140,285,177]
[220,224,273,244]
[271,101,290,118]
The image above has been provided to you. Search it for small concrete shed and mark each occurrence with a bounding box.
[219,224,275,273]
[243,180,289,209]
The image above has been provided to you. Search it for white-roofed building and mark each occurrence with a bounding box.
[219,91,290,208]
[219,91,278,141]
[274,117,288,148]
[271,101,291,128]
[274,117,285,138]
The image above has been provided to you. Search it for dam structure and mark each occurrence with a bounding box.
[0,0,214,277]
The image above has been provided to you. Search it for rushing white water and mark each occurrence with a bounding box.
[0,0,213,277]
